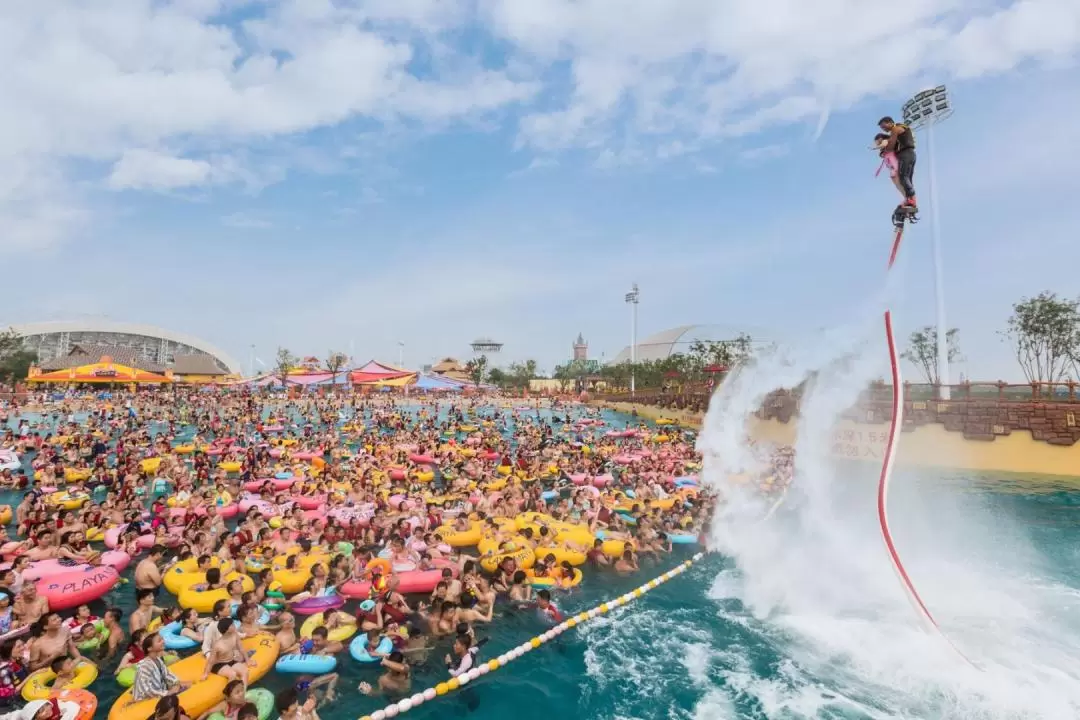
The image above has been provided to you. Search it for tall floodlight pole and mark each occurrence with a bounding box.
[249,344,255,378]
[903,85,953,400]
[624,283,640,397]
[398,341,405,369]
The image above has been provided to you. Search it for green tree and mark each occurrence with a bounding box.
[552,362,580,392]
[275,347,298,388]
[504,359,538,389]
[1002,292,1080,384]
[0,328,36,390]
[901,326,962,385]
[486,367,508,387]
[324,351,348,387]
[465,355,488,385]
[688,334,754,373]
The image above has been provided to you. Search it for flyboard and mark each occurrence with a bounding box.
[880,207,977,667]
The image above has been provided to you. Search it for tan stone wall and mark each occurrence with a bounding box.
[592,395,1080,478]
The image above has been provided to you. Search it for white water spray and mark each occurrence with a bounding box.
[696,310,1080,718]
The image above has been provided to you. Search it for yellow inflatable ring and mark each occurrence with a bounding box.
[534,544,588,567]
[269,567,311,595]
[165,563,245,597]
[480,544,535,574]
[177,576,254,613]
[108,634,278,720]
[22,661,98,701]
[601,538,635,559]
[436,522,482,548]
[299,612,357,643]
[47,491,89,510]
[526,567,583,588]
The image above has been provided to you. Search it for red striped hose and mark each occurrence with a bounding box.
[880,226,974,665]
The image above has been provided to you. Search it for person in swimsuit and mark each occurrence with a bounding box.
[356,650,410,698]
[873,133,905,200]
[202,619,252,685]
[196,678,247,720]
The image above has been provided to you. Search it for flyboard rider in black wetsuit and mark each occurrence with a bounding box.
[878,116,919,227]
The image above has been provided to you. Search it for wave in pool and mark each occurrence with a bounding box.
[695,314,1080,718]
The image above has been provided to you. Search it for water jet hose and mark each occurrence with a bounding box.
[881,227,974,665]
[358,552,705,720]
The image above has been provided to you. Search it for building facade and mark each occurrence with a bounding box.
[10,320,240,374]
[573,333,588,361]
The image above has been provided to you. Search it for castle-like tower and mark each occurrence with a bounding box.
[572,333,588,361]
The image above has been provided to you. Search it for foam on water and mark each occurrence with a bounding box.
[696,310,1080,718]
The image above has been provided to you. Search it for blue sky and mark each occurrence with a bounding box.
[2,0,1079,380]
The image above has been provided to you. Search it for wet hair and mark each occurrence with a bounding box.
[275,688,299,714]
[878,116,895,126]
[154,695,182,720]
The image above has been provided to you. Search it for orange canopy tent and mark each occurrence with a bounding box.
[28,359,173,384]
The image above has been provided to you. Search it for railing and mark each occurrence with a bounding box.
[596,381,1080,411]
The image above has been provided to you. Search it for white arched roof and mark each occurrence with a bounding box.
[9,320,241,373]
[611,324,756,364]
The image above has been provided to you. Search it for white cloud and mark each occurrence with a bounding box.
[221,212,273,229]
[2,0,1079,256]
[0,159,87,255]
[484,0,1080,153]
[0,0,537,251]
[740,144,789,163]
[107,150,213,191]
[508,156,559,177]
[359,187,384,205]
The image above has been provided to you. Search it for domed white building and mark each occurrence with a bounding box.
[610,324,758,364]
[10,320,240,375]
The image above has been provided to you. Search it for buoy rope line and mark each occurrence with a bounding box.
[358,552,706,720]
[880,225,974,666]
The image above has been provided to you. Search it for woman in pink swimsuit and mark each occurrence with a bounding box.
[874,133,904,200]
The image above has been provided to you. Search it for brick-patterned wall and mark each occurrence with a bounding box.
[758,389,1080,447]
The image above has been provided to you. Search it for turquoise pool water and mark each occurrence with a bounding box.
[6,408,1080,719]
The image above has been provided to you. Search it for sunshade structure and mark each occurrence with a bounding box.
[413,373,464,392]
[28,359,173,384]
[350,360,416,386]
[283,372,351,387]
